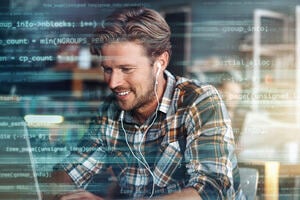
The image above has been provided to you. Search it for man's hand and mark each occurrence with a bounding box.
[53,189,104,200]
[148,187,201,200]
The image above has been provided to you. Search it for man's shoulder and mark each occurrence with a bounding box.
[176,76,218,92]
[175,76,219,106]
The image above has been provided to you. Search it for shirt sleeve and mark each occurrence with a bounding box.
[58,118,108,188]
[184,85,238,199]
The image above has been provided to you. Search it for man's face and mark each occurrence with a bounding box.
[101,41,157,112]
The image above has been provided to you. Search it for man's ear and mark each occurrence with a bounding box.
[156,51,169,70]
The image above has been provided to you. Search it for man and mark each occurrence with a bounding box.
[49,6,244,200]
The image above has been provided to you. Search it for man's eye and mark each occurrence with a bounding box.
[102,67,112,74]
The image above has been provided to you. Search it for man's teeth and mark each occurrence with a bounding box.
[117,91,130,96]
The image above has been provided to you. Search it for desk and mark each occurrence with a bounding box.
[238,111,300,199]
[239,159,300,200]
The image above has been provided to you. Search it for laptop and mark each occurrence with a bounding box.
[0,116,42,200]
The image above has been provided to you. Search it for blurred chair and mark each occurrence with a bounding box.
[239,167,259,200]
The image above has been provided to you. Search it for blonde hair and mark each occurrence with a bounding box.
[90,6,172,62]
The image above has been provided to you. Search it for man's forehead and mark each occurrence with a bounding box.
[100,41,150,65]
[101,55,129,61]
[100,55,136,65]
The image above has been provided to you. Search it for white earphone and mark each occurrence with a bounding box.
[120,62,162,197]
[155,62,161,85]
[120,110,157,198]
[119,61,163,198]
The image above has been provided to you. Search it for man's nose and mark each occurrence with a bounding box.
[107,70,123,89]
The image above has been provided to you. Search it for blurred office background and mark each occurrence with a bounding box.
[1,0,300,199]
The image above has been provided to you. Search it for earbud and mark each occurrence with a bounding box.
[120,110,124,120]
[156,62,161,75]
[155,62,161,85]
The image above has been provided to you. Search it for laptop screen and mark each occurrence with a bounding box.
[0,116,42,200]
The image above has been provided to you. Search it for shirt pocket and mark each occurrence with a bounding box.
[153,141,184,187]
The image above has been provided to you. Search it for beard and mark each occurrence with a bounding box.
[116,78,157,112]
[131,85,156,112]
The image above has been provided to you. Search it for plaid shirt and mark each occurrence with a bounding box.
[61,70,245,199]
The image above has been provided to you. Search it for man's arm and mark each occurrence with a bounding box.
[40,170,75,199]
[150,187,201,200]
[41,170,107,200]
[42,168,122,200]
[50,170,73,184]
[173,84,238,199]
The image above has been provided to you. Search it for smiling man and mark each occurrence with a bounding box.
[100,41,167,123]
[49,6,245,200]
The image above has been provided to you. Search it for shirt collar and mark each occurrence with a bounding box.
[158,70,176,114]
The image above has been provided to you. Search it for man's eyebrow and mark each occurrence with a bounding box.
[101,64,137,69]
[118,65,136,68]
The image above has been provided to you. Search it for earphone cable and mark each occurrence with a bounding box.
[120,66,161,198]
